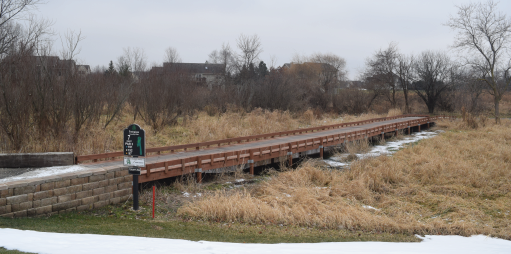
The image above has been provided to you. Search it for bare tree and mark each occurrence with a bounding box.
[164,46,181,63]
[58,30,102,142]
[397,54,414,113]
[102,48,145,128]
[236,34,262,68]
[118,47,147,73]
[454,68,486,113]
[0,20,21,57]
[0,45,33,150]
[364,42,400,108]
[412,51,458,114]
[59,29,84,61]
[0,0,41,28]
[0,1,47,58]
[208,43,235,74]
[17,14,53,50]
[309,53,347,108]
[446,0,511,123]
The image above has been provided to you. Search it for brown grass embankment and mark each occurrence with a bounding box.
[177,118,511,239]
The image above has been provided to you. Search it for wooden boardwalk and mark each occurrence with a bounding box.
[78,115,448,183]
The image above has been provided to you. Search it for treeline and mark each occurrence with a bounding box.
[0,0,510,152]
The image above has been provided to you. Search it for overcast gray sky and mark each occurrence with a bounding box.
[36,0,511,79]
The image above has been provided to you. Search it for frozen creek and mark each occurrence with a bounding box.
[323,130,443,168]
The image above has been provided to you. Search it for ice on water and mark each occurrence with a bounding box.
[324,131,440,168]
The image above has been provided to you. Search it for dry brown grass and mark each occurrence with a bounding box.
[2,105,394,155]
[178,118,511,239]
[386,108,403,117]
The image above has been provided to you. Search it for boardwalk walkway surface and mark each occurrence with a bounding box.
[79,115,438,183]
[0,115,448,218]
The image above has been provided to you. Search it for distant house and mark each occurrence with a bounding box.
[151,62,224,89]
[31,56,90,76]
[341,80,365,89]
[76,65,91,75]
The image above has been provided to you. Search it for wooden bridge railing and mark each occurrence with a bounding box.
[75,114,450,164]
[137,115,451,183]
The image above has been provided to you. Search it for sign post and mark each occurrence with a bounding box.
[123,124,146,211]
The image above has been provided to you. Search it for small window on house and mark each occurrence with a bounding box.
[205,66,208,70]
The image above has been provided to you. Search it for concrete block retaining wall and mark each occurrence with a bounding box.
[0,166,132,218]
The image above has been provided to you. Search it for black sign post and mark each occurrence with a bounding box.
[123,124,146,211]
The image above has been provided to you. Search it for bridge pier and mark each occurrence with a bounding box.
[196,157,202,183]
[249,150,254,175]
[320,139,324,159]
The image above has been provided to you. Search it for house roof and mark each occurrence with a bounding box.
[76,65,91,70]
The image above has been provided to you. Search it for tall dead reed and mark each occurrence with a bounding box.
[178,118,511,239]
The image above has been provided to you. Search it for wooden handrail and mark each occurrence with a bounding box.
[139,116,443,182]
[75,114,439,164]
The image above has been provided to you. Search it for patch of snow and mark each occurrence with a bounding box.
[182,192,201,198]
[323,160,349,167]
[0,229,510,254]
[0,165,87,183]
[362,205,380,211]
[325,131,439,168]
[235,179,245,183]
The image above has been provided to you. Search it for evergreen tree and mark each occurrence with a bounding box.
[105,60,116,75]
[258,61,268,78]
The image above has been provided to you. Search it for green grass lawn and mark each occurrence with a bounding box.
[0,203,419,245]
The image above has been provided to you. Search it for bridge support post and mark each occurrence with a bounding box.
[408,126,410,135]
[418,124,421,132]
[427,122,430,128]
[319,139,324,159]
[395,129,398,137]
[287,143,293,167]
[195,156,202,183]
[381,132,384,141]
[249,150,254,175]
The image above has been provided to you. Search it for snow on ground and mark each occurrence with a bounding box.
[0,229,510,254]
[324,130,440,167]
[362,205,381,211]
[0,165,87,183]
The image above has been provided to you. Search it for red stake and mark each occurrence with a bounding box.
[152,185,155,219]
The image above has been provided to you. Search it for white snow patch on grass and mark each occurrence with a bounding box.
[362,205,381,211]
[325,131,440,168]
[0,165,87,183]
[0,228,510,254]
[182,192,201,198]
[323,160,349,167]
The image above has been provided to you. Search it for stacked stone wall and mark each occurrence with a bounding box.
[0,166,132,217]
